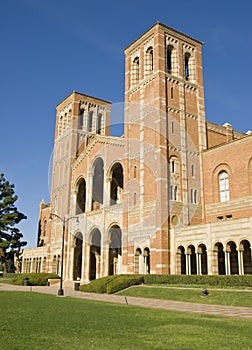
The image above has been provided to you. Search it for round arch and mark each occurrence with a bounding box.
[89,228,101,280]
[90,157,104,210]
[226,241,238,275]
[197,243,208,275]
[108,162,124,206]
[73,232,83,280]
[213,242,225,275]
[75,177,86,214]
[108,225,122,276]
[239,239,252,274]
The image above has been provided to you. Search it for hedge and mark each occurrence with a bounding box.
[80,274,252,294]
[11,273,60,286]
[143,274,252,288]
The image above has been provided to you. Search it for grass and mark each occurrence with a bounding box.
[0,291,252,349]
[117,285,252,307]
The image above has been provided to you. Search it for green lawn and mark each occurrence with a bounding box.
[117,285,252,307]
[0,291,252,350]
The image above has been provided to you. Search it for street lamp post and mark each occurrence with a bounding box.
[49,213,79,296]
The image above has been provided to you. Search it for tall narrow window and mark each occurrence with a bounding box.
[171,120,175,134]
[191,164,194,177]
[185,53,190,80]
[219,171,230,202]
[145,46,153,75]
[79,108,84,129]
[43,220,47,236]
[134,165,137,178]
[174,186,178,201]
[171,86,174,99]
[97,113,102,134]
[167,45,173,72]
[171,160,175,173]
[133,192,137,206]
[170,185,178,201]
[87,111,93,132]
[191,189,197,204]
[132,57,140,85]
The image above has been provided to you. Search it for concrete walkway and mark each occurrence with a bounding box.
[1,282,252,320]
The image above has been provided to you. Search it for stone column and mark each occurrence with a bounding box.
[197,253,201,275]
[238,249,244,275]
[186,254,191,275]
[225,251,230,275]
[83,243,90,282]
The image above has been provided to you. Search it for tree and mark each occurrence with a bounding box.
[0,173,27,272]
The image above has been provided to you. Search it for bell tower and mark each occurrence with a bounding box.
[124,22,206,274]
[51,92,111,220]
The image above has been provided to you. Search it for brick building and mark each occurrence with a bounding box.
[22,22,252,281]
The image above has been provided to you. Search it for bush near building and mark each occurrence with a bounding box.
[11,273,60,286]
[80,274,252,294]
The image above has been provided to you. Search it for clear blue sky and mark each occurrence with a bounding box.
[1,0,251,248]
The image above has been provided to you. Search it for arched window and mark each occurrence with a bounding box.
[92,158,104,210]
[143,247,150,274]
[170,156,179,174]
[89,229,101,280]
[145,46,153,76]
[219,171,230,202]
[109,225,122,275]
[76,178,86,214]
[132,57,140,86]
[134,248,142,274]
[110,163,123,205]
[73,232,83,280]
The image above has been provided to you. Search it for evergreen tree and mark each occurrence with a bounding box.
[0,173,27,272]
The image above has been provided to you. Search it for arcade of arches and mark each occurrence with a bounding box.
[72,225,124,281]
[177,239,252,275]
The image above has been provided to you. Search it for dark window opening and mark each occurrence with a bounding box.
[185,53,190,80]
[167,45,173,73]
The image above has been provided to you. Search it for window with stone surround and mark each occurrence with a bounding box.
[219,171,230,202]
[190,188,197,204]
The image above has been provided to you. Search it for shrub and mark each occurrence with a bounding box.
[106,275,144,294]
[79,275,144,294]
[11,273,60,286]
[79,275,117,293]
